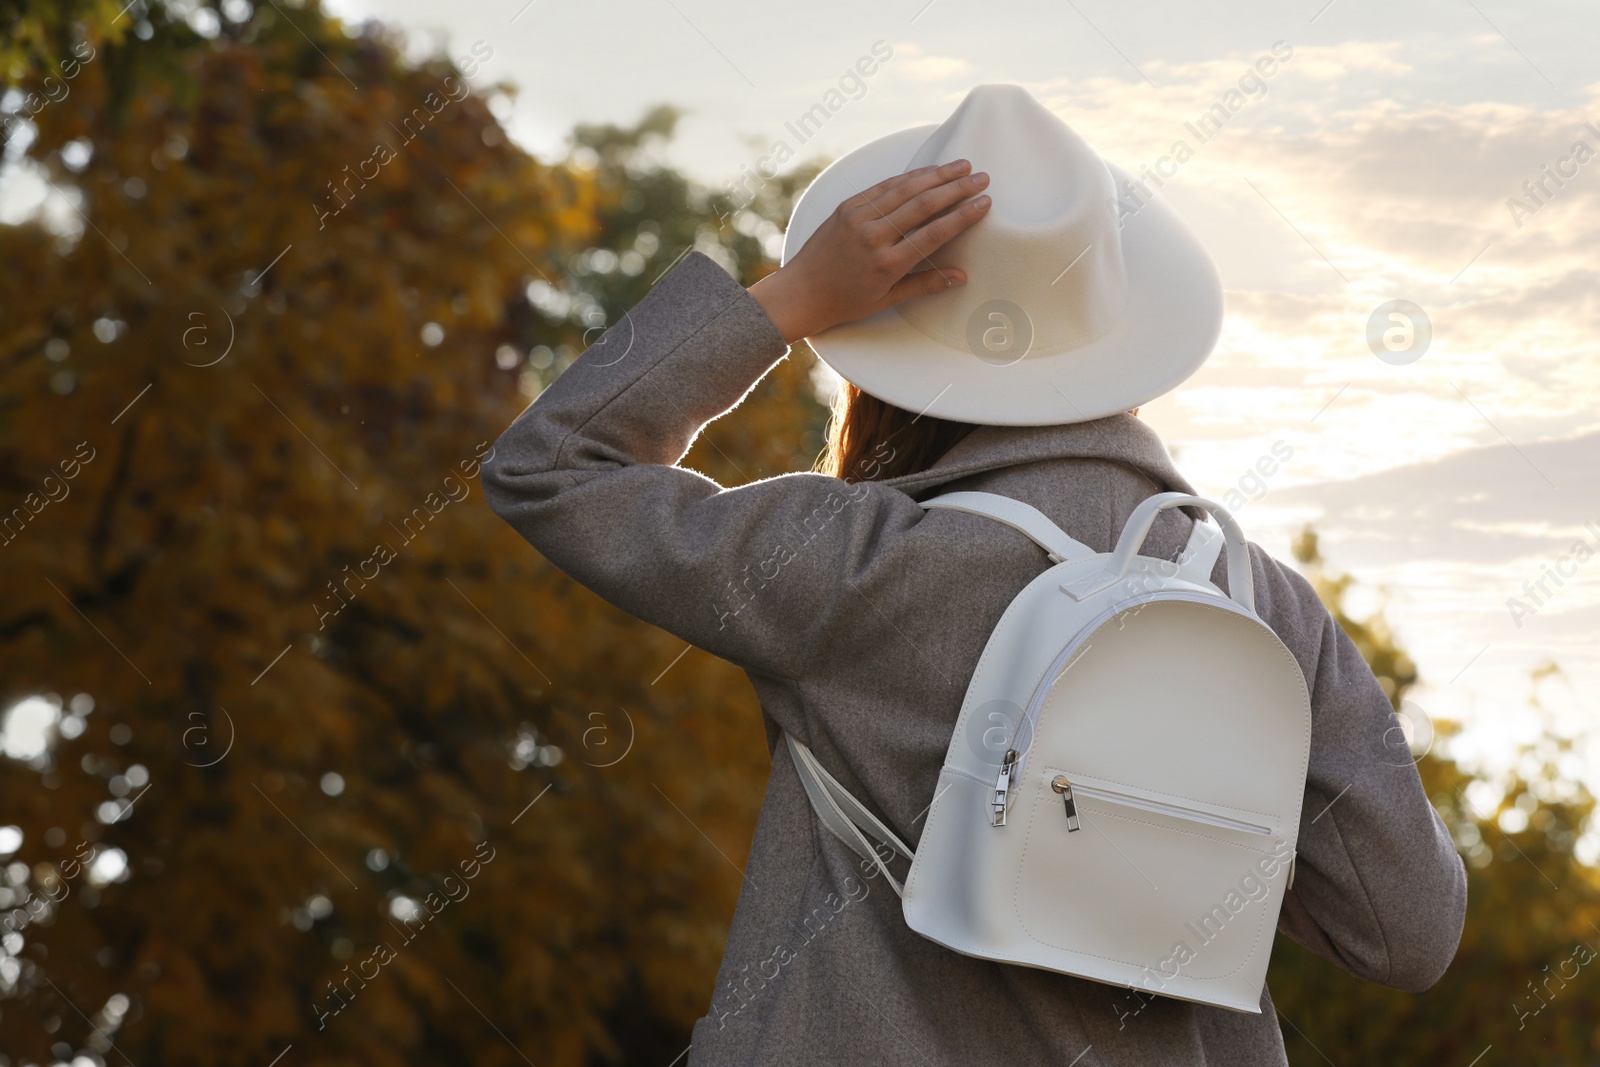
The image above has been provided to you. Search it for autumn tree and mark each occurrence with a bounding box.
[0,1,825,1064]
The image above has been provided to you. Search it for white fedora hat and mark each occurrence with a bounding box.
[782,84,1224,426]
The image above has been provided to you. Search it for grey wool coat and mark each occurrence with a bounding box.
[482,252,1468,1066]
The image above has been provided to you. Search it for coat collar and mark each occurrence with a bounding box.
[880,413,1198,498]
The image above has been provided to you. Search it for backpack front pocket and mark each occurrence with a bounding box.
[1013,768,1287,982]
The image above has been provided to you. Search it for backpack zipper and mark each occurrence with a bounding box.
[992,748,1019,826]
[1046,773,1272,835]
[996,589,1260,825]
[1050,775,1081,830]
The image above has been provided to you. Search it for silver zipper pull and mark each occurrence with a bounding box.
[1051,775,1081,832]
[992,749,1018,826]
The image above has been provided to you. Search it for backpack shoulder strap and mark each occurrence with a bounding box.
[783,733,914,896]
[1176,516,1226,585]
[919,491,1095,564]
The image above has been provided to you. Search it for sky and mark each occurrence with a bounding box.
[10,0,1600,808]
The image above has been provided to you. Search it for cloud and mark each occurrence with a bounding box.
[1274,428,1600,567]
[896,53,972,82]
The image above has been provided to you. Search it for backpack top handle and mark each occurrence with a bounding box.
[1064,492,1257,614]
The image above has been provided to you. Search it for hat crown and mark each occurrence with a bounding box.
[895,84,1128,359]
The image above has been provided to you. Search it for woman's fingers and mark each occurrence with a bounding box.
[883,266,966,307]
[841,159,972,227]
[752,158,993,339]
[877,169,989,240]
[896,192,992,267]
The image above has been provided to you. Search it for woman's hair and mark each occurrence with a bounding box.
[812,381,980,484]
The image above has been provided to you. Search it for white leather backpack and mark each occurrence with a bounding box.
[785,490,1313,1013]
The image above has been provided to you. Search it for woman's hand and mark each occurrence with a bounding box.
[749,159,991,344]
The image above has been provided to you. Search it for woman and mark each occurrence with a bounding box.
[483,87,1466,1067]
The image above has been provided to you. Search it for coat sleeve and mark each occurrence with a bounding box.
[1244,546,1468,991]
[480,251,929,682]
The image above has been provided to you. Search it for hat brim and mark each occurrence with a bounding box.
[782,125,1225,426]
